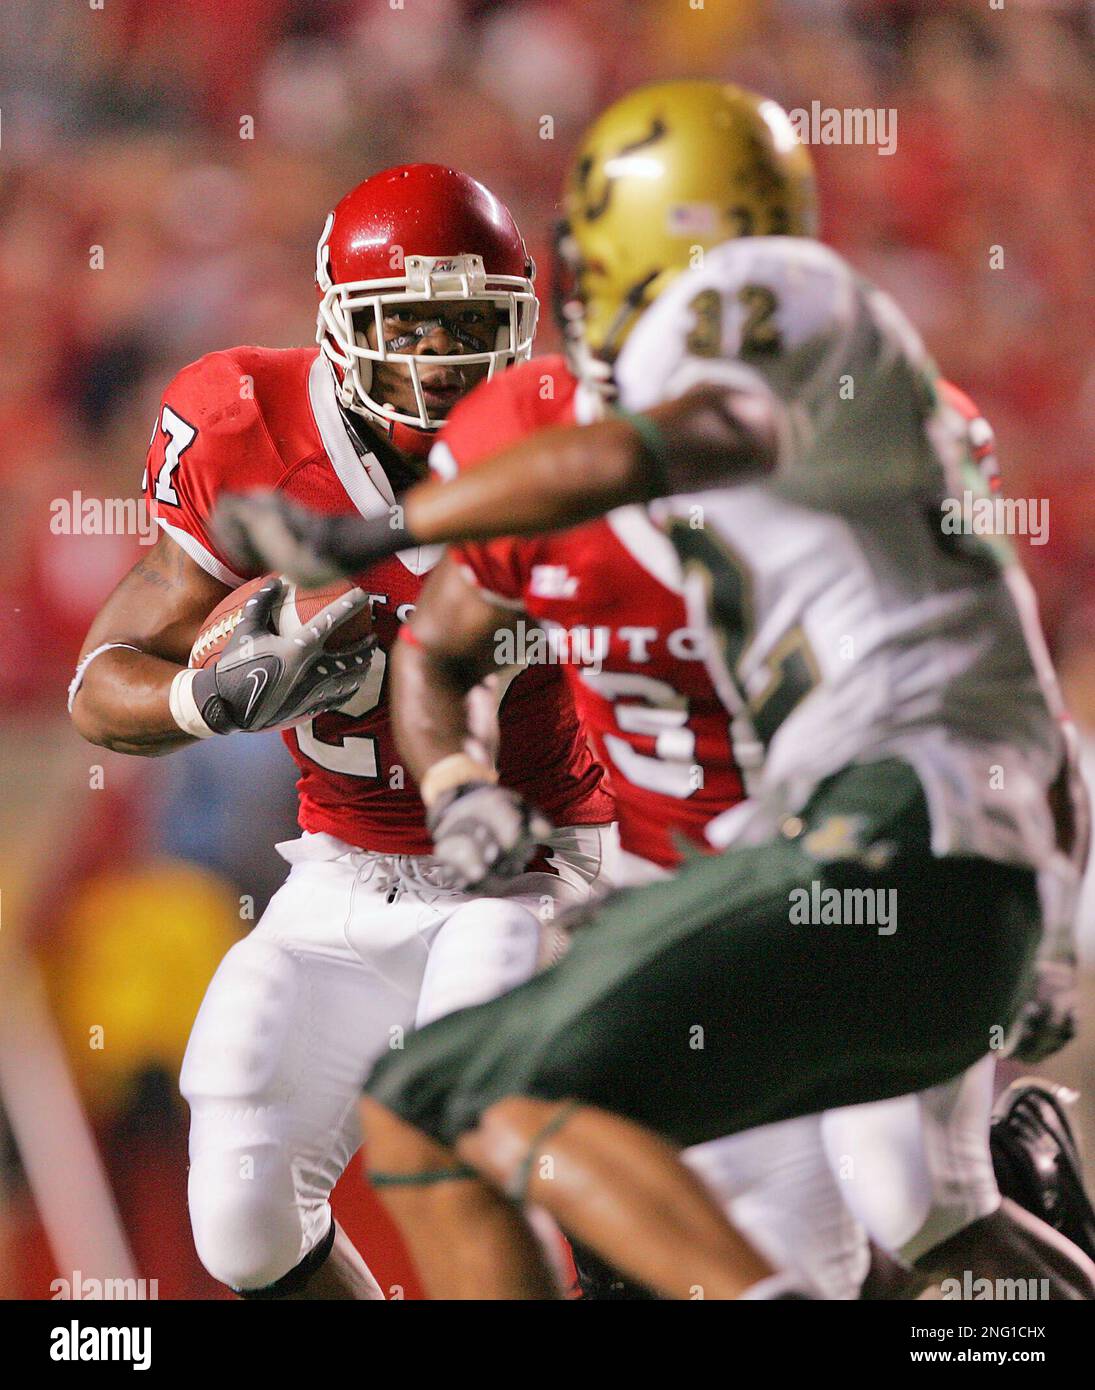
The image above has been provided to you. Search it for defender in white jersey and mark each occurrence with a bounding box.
[218,85,1091,1299]
[345,240,1088,1299]
[626,233,1090,1284]
[625,236,1069,876]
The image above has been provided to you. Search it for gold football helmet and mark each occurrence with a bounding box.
[555,80,818,374]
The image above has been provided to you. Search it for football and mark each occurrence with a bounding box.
[188,575,373,670]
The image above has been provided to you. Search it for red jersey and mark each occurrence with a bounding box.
[436,356,745,869]
[142,347,611,852]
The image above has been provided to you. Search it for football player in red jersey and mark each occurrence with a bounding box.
[69,165,616,1300]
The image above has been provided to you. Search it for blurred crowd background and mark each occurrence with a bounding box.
[0,0,1092,1298]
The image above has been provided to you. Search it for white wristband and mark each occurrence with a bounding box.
[67,642,142,713]
[169,668,217,739]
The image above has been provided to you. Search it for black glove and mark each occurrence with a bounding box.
[213,493,417,586]
[427,782,553,889]
[191,578,376,733]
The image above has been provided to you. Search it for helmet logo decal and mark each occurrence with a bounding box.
[315,212,335,292]
[667,203,719,236]
[578,118,668,222]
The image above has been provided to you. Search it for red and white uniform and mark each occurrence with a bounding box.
[151,347,615,1292]
[144,346,611,852]
[434,355,743,873]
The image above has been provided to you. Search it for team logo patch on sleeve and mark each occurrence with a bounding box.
[530,565,579,599]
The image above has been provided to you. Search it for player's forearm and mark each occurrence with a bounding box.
[214,387,777,583]
[70,648,195,756]
[406,416,651,544]
[220,424,653,579]
[403,387,776,546]
[391,632,505,796]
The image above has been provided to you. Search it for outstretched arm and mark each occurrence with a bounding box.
[410,384,776,541]
[215,384,778,583]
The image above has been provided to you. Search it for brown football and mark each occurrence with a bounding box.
[189,575,373,670]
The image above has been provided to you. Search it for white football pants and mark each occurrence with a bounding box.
[181,824,613,1292]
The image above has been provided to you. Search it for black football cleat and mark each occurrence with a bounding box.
[990,1077,1095,1262]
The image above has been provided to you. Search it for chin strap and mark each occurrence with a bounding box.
[339,398,437,466]
[328,352,441,454]
[385,417,438,458]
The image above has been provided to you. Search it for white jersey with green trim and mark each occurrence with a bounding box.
[616,237,1068,872]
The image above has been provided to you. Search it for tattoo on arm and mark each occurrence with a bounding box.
[132,540,190,591]
[132,557,172,591]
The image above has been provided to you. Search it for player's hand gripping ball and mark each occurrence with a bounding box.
[188,576,376,733]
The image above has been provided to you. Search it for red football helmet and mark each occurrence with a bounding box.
[315,164,538,433]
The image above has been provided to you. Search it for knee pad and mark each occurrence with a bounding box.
[233,1221,337,1299]
[180,936,302,1105]
[417,899,542,1027]
[187,1138,322,1291]
[180,905,382,1292]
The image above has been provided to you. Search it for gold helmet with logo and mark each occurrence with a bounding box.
[554,80,818,375]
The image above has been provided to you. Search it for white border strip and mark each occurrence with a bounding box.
[307,354,394,517]
[308,353,440,576]
[156,517,244,588]
[605,506,684,593]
